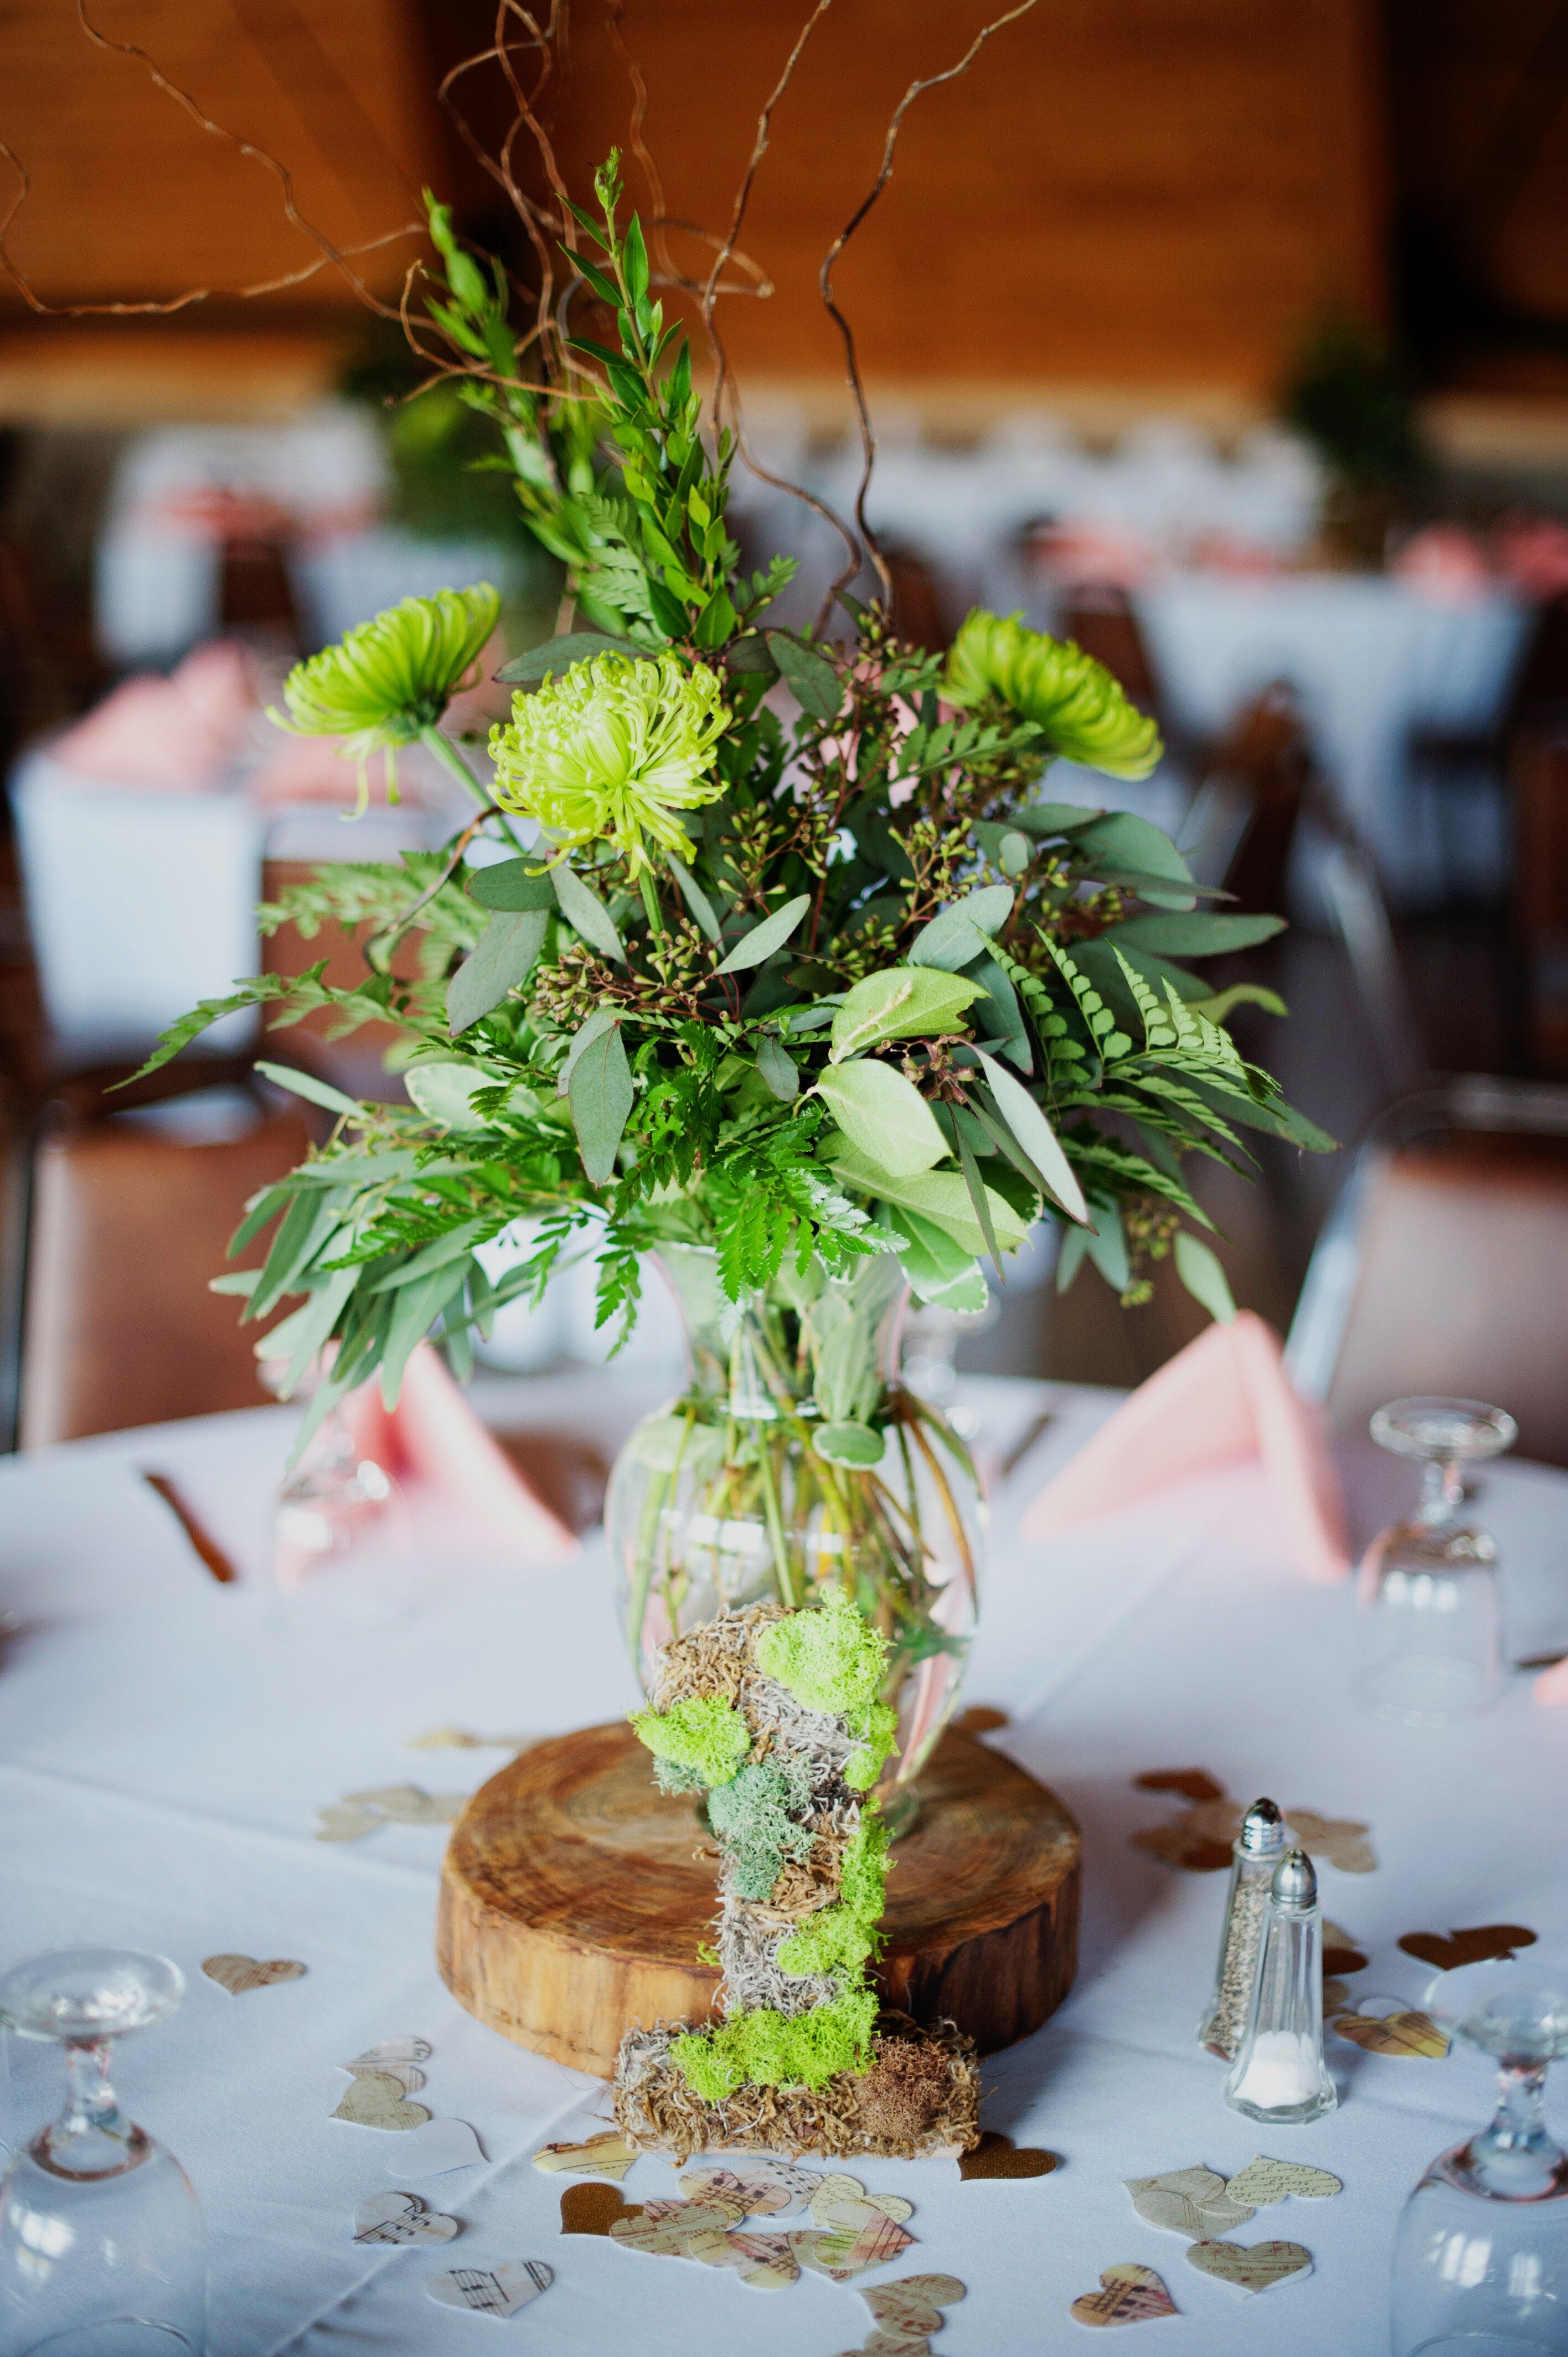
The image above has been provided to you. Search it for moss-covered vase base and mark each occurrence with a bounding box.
[613,2013,980,2163]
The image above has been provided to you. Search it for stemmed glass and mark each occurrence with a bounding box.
[1391,1953,1568,2354]
[0,1950,206,2355]
[1356,1397,1517,1725]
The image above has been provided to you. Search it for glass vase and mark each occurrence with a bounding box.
[604,1246,984,1804]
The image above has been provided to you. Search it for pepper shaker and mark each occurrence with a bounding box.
[1223,1847,1337,2124]
[1198,1797,1286,2061]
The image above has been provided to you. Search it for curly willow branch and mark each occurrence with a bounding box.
[0,0,424,319]
[817,0,1044,627]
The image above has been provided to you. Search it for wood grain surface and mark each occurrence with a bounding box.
[437,1721,1081,2078]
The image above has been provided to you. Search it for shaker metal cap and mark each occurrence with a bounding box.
[1239,1798,1286,1855]
[1271,1846,1317,1909]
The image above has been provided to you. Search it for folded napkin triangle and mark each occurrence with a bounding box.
[342,1342,577,1563]
[1020,1310,1349,1583]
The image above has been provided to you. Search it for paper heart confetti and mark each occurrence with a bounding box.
[809,2173,914,2231]
[678,2158,819,2216]
[342,1783,467,1828]
[610,2198,746,2258]
[1125,2166,1254,2238]
[959,2129,1060,2181]
[1133,1767,1226,1804]
[202,1954,306,1995]
[1398,1924,1538,1972]
[1130,1823,1235,1874]
[1322,1919,1370,1977]
[1285,1808,1377,1874]
[1069,2262,1179,2328]
[1223,2157,1342,2206]
[860,2272,967,2339]
[1185,2238,1312,2294]
[352,2190,459,2245]
[388,2118,486,2176]
[533,2129,638,2181]
[406,1727,529,1751]
[348,2037,432,2067]
[1332,2007,1450,2058]
[331,2071,431,2132]
[341,2061,426,2096]
[425,2261,551,2319]
[1322,1978,1351,2014]
[954,1704,1010,1734]
[791,2216,916,2278]
[685,2227,799,2289]
[560,2183,641,2236]
[315,1803,383,1843]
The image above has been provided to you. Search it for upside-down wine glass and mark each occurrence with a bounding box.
[0,1949,205,2355]
[1356,1397,1517,1726]
[1391,1953,1568,2355]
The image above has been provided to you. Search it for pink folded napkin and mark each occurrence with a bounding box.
[1020,1310,1350,1582]
[1534,1655,1568,1708]
[340,1341,577,1563]
[53,640,258,789]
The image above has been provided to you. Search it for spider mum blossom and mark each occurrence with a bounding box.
[272,585,501,810]
[488,652,728,874]
[944,606,1162,780]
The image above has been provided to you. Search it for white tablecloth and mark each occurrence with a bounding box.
[1136,574,1530,910]
[4,1378,1567,2356]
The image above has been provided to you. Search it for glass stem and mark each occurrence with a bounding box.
[1481,2062,1556,2168]
[1418,1454,1464,1526]
[63,2040,120,2137]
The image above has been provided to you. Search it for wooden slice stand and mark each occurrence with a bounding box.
[437,1721,1081,2079]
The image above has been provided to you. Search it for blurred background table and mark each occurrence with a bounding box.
[3,1371,1566,2355]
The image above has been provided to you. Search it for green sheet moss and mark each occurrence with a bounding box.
[668,1987,879,2102]
[631,1694,749,1787]
[776,1809,889,1981]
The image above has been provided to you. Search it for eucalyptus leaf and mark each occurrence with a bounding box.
[972,1048,1090,1226]
[493,630,642,683]
[812,1421,886,1468]
[1108,910,1285,955]
[1084,1205,1131,1293]
[557,1006,618,1097]
[907,884,1015,972]
[829,966,986,1061]
[826,1140,1030,1260]
[447,906,549,1034]
[405,1062,494,1129]
[815,1059,948,1177]
[1174,1230,1237,1323]
[765,629,842,723]
[1070,811,1196,910]
[551,863,628,965]
[757,1035,800,1101]
[666,851,722,943]
[1013,799,1105,838]
[568,1016,634,1183]
[466,860,556,912]
[714,891,812,974]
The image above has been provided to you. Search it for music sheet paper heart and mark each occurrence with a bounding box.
[859,2273,967,2338]
[683,2227,798,2289]
[331,2072,431,2132]
[341,2062,425,2095]
[1223,2157,1342,2205]
[678,2159,820,2216]
[1185,2239,1313,2294]
[1069,2263,1178,2327]
[202,1954,306,1995]
[791,2218,917,2279]
[386,2118,485,2176]
[533,2129,638,2181]
[808,2174,914,2230]
[348,2037,432,2067]
[609,2198,746,2257]
[1125,2166,1255,2238]
[352,2191,458,2245]
[1284,1808,1377,1874]
[425,2261,552,2319]
[1332,2007,1450,2057]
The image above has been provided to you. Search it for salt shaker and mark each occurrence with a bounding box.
[1198,1797,1287,2060]
[1223,1847,1337,2123]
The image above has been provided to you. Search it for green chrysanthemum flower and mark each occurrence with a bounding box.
[273,584,501,810]
[944,606,1162,780]
[488,652,727,876]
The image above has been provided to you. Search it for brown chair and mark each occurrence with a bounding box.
[1059,584,1163,713]
[1287,1078,1568,1466]
[18,1093,311,1447]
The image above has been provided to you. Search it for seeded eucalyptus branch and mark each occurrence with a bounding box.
[136,158,1329,1423]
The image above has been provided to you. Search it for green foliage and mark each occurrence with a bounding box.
[630,1695,750,1787]
[754,1587,888,1727]
[706,1757,816,1901]
[668,1987,879,2101]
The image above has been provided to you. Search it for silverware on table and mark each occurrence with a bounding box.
[139,1470,239,1586]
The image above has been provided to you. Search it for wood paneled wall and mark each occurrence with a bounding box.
[0,0,1385,406]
